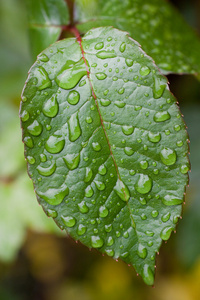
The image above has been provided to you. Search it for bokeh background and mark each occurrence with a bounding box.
[0,0,200,299]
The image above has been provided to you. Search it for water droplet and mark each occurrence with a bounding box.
[61,215,76,227]
[42,94,59,118]
[151,210,159,217]
[95,72,107,80]
[84,167,93,182]
[161,212,171,222]
[174,125,181,131]
[154,111,171,122]
[78,201,89,213]
[122,125,134,135]
[180,164,189,174]
[129,170,135,176]
[105,249,114,257]
[67,90,80,105]
[107,236,114,246]
[68,112,82,142]
[114,101,125,108]
[162,194,183,206]
[103,89,109,95]
[27,156,35,164]
[160,148,176,165]
[95,181,105,191]
[125,58,133,67]
[35,66,51,90]
[105,224,112,232]
[140,66,151,76]
[45,135,65,153]
[86,116,93,123]
[153,77,166,99]
[145,230,154,237]
[99,206,108,218]
[21,110,29,122]
[27,120,43,136]
[46,209,57,218]
[91,236,104,248]
[118,87,124,94]
[176,140,183,147]
[137,244,147,259]
[92,142,101,151]
[40,153,47,162]
[79,79,86,87]
[39,53,49,62]
[63,153,80,170]
[140,160,148,169]
[119,42,126,53]
[141,213,147,220]
[160,226,173,240]
[85,185,94,198]
[98,164,107,175]
[135,174,152,194]
[114,179,130,202]
[37,160,56,176]
[142,264,154,286]
[100,99,111,106]
[96,50,116,59]
[139,197,147,205]
[173,215,179,224]
[36,183,69,205]
[95,42,104,50]
[148,132,161,143]
[24,136,34,148]
[124,147,134,156]
[77,224,87,235]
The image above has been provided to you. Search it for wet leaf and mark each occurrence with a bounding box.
[20,27,189,285]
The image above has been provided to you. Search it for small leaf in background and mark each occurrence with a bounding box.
[20,27,189,285]
[75,0,200,77]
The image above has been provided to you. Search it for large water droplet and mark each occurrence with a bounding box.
[98,164,107,175]
[100,99,111,106]
[34,66,51,90]
[36,183,69,205]
[84,167,93,182]
[63,153,80,170]
[45,135,65,153]
[114,179,130,202]
[153,77,166,99]
[154,111,171,122]
[37,160,56,176]
[96,50,116,59]
[95,42,104,50]
[27,120,43,136]
[140,66,151,76]
[91,236,104,248]
[95,73,107,80]
[92,142,101,151]
[77,224,87,235]
[43,95,59,117]
[142,264,154,286]
[99,206,108,218]
[137,243,147,259]
[67,90,80,105]
[160,226,173,240]
[135,174,152,194]
[148,132,161,143]
[21,110,29,122]
[122,125,134,135]
[61,215,76,227]
[160,148,176,165]
[78,201,89,213]
[68,112,82,142]
[56,58,87,89]
[114,101,125,108]
[85,185,94,198]
[94,180,105,191]
[162,194,183,206]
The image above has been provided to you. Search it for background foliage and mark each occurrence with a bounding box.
[0,0,200,298]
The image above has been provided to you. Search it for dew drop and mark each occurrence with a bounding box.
[160,226,173,240]
[137,244,147,259]
[91,236,104,248]
[107,236,114,246]
[105,249,114,257]
[142,264,154,286]
[140,66,151,76]
[43,95,59,117]
[95,42,104,50]
[125,58,133,67]
[176,140,183,147]
[153,77,166,99]
[37,160,56,176]
[45,135,65,153]
[161,212,171,222]
[24,136,34,148]
[92,142,101,151]
[67,90,80,105]
[100,99,111,106]
[174,125,181,131]
[119,42,126,53]
[95,181,105,191]
[63,153,80,170]
[148,132,161,143]
[77,224,87,235]
[27,156,35,164]
[95,72,107,80]
[154,111,171,122]
[129,169,135,176]
[78,201,89,213]
[122,125,134,135]
[114,101,125,108]
[98,164,107,175]
[46,209,57,218]
[135,174,152,194]
[68,112,82,142]
[162,194,183,206]
[27,120,43,136]
[180,164,189,174]
[40,153,47,162]
[84,167,93,182]
[21,110,29,122]
[124,147,134,156]
[96,50,116,59]
[145,230,154,237]
[160,148,176,165]
[118,87,125,94]
[105,224,112,232]
[140,160,148,170]
[151,210,158,217]
[39,53,49,62]
[99,206,109,218]
[114,178,130,202]
[35,66,52,90]
[86,116,93,123]
[36,183,69,205]
[61,215,76,227]
[85,185,94,198]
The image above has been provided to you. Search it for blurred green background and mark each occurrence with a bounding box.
[0,0,200,299]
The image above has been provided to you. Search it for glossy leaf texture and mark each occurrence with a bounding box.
[27,0,69,60]
[75,0,200,76]
[20,27,189,285]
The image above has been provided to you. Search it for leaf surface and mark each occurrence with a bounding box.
[27,0,69,60]
[75,0,200,76]
[20,27,189,285]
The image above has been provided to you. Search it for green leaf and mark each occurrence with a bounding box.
[75,0,200,76]
[27,0,69,60]
[20,27,189,285]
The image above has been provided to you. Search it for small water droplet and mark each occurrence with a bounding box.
[95,42,104,50]
[21,110,29,122]
[114,101,125,108]
[160,148,176,165]
[92,142,101,151]
[35,66,52,90]
[24,136,34,148]
[137,244,147,259]
[180,164,189,174]
[68,112,82,142]
[160,226,173,240]
[61,215,76,227]
[67,90,80,105]
[119,42,126,53]
[114,179,130,202]
[145,230,154,237]
[148,132,161,143]
[84,167,93,182]
[154,111,171,122]
[78,201,89,213]
[95,181,105,191]
[86,116,93,123]
[129,169,135,176]
[105,249,114,257]
[46,209,57,218]
[105,224,112,232]
[36,183,69,205]
[151,210,158,217]
[100,99,111,106]
[96,50,116,59]
[85,185,94,198]
[174,125,181,131]
[63,153,80,170]
[122,125,134,135]
[161,212,171,222]
[140,160,148,170]
[98,164,107,175]
[99,205,108,218]
[45,135,65,153]
[125,58,133,67]
[162,194,183,206]
[124,147,134,156]
[135,174,152,194]
[91,236,104,248]
[43,95,59,117]
[27,120,43,136]
[107,236,114,246]
[95,72,107,80]
[40,153,47,162]
[118,87,124,94]
[37,160,56,176]
[27,156,35,164]
[39,53,49,62]
[140,66,151,76]
[77,224,87,235]
[142,264,154,286]
[153,77,166,99]
[176,140,183,147]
